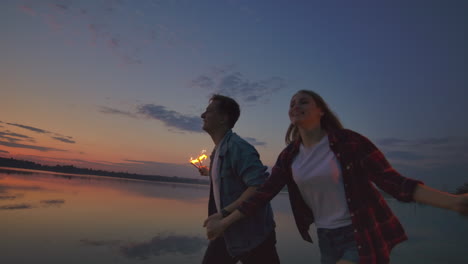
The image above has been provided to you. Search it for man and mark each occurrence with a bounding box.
[199,94,279,264]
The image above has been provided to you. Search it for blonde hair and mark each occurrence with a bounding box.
[285,90,343,144]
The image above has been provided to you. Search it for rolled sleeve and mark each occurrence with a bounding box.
[238,151,289,216]
[232,140,269,187]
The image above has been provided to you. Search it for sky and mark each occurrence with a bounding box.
[1,0,467,190]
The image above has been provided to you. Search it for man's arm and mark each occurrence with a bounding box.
[202,186,258,239]
[223,186,257,213]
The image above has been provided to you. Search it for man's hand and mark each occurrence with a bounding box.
[199,166,209,176]
[203,213,227,240]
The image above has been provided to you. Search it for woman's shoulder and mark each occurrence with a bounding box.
[330,128,362,138]
[329,128,372,144]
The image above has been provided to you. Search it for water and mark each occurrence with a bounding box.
[1,167,467,263]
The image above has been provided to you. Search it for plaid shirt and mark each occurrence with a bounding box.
[238,129,423,264]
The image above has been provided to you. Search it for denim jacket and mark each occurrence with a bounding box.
[208,130,275,257]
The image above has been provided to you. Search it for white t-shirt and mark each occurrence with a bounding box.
[210,135,229,213]
[291,136,351,229]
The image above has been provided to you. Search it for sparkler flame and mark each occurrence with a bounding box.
[189,150,207,169]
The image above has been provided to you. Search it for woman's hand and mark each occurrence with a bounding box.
[203,213,227,240]
[454,194,468,216]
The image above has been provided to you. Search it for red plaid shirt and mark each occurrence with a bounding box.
[238,129,423,264]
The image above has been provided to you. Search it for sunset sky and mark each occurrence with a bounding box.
[1,0,467,189]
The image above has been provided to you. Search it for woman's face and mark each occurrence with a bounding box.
[288,92,323,127]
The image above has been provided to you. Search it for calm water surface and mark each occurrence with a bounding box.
[1,167,467,263]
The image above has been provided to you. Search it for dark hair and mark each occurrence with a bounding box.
[210,94,240,129]
[285,90,344,144]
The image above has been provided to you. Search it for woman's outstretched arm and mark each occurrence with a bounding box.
[413,184,468,215]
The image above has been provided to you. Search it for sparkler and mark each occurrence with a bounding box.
[189,150,208,169]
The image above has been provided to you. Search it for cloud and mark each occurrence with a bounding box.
[2,122,75,144]
[244,137,266,146]
[190,66,288,104]
[80,239,122,246]
[52,3,69,11]
[0,203,34,210]
[0,150,9,154]
[138,104,203,133]
[99,106,138,118]
[0,131,35,140]
[6,123,48,133]
[52,136,76,144]
[99,105,202,133]
[0,140,67,152]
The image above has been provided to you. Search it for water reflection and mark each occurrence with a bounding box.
[0,194,20,200]
[0,203,33,210]
[80,234,207,260]
[120,234,207,259]
[40,199,65,207]
[0,167,467,264]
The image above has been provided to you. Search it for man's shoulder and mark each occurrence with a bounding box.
[227,132,254,147]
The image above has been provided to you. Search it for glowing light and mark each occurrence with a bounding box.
[189,150,207,169]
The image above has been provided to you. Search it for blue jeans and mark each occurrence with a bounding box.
[317,225,360,264]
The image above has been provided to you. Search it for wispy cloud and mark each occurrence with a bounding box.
[80,239,122,246]
[0,131,35,140]
[0,150,9,154]
[138,104,203,133]
[0,140,67,152]
[244,137,266,147]
[52,136,76,144]
[99,106,138,118]
[2,122,75,144]
[99,104,203,133]
[6,123,48,133]
[0,130,36,144]
[190,66,288,104]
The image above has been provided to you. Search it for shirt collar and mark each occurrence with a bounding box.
[212,129,232,158]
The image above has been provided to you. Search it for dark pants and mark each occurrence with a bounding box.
[202,230,280,264]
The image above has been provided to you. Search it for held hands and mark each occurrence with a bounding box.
[454,194,468,216]
[203,213,227,240]
[198,166,209,176]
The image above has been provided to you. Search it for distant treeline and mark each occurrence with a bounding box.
[0,157,209,185]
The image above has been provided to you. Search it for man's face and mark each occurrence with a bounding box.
[201,100,225,133]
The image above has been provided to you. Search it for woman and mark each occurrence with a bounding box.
[203,90,468,264]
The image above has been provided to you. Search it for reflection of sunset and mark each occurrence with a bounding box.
[0,169,208,234]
